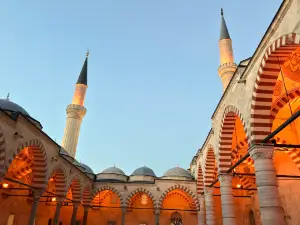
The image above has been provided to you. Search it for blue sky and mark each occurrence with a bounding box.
[0,0,282,176]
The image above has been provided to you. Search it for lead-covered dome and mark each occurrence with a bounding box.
[80,163,94,174]
[97,166,127,182]
[101,167,126,176]
[131,166,156,177]
[0,98,30,116]
[162,167,193,180]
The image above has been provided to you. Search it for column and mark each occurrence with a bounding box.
[121,207,126,225]
[249,144,285,225]
[27,190,41,225]
[219,174,236,225]
[53,201,63,225]
[204,187,215,225]
[198,195,206,225]
[71,202,80,225]
[82,206,89,225]
[155,210,160,225]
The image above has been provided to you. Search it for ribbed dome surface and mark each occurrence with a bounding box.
[0,98,29,116]
[163,167,193,178]
[131,166,156,177]
[101,167,125,176]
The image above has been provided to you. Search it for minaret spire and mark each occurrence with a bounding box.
[62,53,89,158]
[218,8,237,92]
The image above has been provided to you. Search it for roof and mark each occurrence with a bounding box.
[220,8,230,40]
[0,98,30,116]
[80,163,94,174]
[162,167,193,179]
[131,166,156,177]
[101,166,126,176]
[76,53,88,86]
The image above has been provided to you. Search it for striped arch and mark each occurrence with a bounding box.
[251,33,300,143]
[219,105,249,173]
[49,167,67,197]
[238,176,255,195]
[125,188,156,208]
[92,186,125,207]
[197,164,204,195]
[6,139,48,189]
[271,87,300,121]
[157,184,200,210]
[67,177,82,202]
[82,186,92,206]
[275,137,300,170]
[0,127,6,179]
[204,147,217,187]
[231,139,254,167]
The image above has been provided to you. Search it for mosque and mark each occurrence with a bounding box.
[1,1,300,225]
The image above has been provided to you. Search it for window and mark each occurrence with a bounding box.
[6,214,15,225]
[48,219,52,225]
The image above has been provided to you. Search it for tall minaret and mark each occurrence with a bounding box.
[62,52,89,158]
[218,8,237,92]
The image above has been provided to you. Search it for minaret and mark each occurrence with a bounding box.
[218,8,237,92]
[61,52,89,158]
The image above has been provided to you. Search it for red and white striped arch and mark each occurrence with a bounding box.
[125,188,156,209]
[218,105,249,173]
[82,186,92,206]
[204,147,217,187]
[6,139,48,189]
[0,126,5,180]
[67,177,82,202]
[251,33,300,143]
[231,139,254,167]
[197,165,204,195]
[92,186,125,207]
[275,137,300,170]
[49,167,67,197]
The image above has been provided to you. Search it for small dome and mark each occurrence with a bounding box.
[131,166,156,177]
[80,163,94,174]
[0,98,30,116]
[101,166,125,176]
[162,167,193,179]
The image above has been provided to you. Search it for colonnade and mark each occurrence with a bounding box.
[198,144,285,225]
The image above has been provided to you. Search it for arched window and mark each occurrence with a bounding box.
[170,212,183,225]
[249,210,255,225]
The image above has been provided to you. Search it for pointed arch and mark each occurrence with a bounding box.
[251,33,300,143]
[204,148,217,187]
[67,177,82,202]
[158,184,200,210]
[92,186,125,207]
[6,139,48,189]
[82,185,92,206]
[196,164,204,195]
[218,105,249,173]
[125,188,156,208]
[0,126,6,179]
[275,137,300,170]
[48,166,67,197]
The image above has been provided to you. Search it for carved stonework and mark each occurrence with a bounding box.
[218,174,232,184]
[249,145,274,161]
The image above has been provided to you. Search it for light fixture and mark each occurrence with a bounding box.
[2,183,9,188]
[236,184,242,188]
[141,194,148,205]
[50,178,54,182]
[51,197,56,202]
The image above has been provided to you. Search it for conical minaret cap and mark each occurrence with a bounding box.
[220,8,231,41]
[76,52,89,86]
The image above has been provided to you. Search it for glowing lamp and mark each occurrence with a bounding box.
[236,184,242,188]
[2,183,9,188]
[51,197,56,202]
[50,178,54,182]
[141,194,148,205]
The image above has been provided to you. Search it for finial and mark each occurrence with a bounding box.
[113,164,115,167]
[221,8,223,16]
[176,164,179,168]
[86,49,89,58]
[6,93,10,100]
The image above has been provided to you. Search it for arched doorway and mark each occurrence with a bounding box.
[170,212,183,225]
[249,210,255,225]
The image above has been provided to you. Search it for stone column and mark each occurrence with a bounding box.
[121,207,126,225]
[249,144,285,225]
[27,190,41,225]
[155,210,160,225]
[204,187,215,225]
[82,206,89,225]
[219,174,236,225]
[198,194,206,225]
[53,201,63,225]
[71,202,80,225]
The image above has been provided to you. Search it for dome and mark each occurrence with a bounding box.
[80,163,94,174]
[59,147,70,156]
[0,98,30,116]
[101,166,125,176]
[162,167,193,179]
[131,166,156,177]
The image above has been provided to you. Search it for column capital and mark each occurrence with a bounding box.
[249,144,274,160]
[121,206,127,213]
[154,208,160,215]
[73,201,80,208]
[204,186,214,193]
[32,190,42,201]
[218,173,233,183]
[83,205,91,211]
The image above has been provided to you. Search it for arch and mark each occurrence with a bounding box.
[67,177,82,202]
[204,148,217,187]
[231,139,254,167]
[158,184,200,210]
[92,185,125,206]
[251,33,300,143]
[196,165,204,195]
[6,139,48,189]
[275,137,300,170]
[48,166,67,197]
[125,188,156,208]
[0,127,6,179]
[82,185,92,206]
[218,105,249,173]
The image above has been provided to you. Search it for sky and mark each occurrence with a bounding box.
[0,0,283,176]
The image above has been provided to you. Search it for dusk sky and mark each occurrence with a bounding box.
[0,0,282,176]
